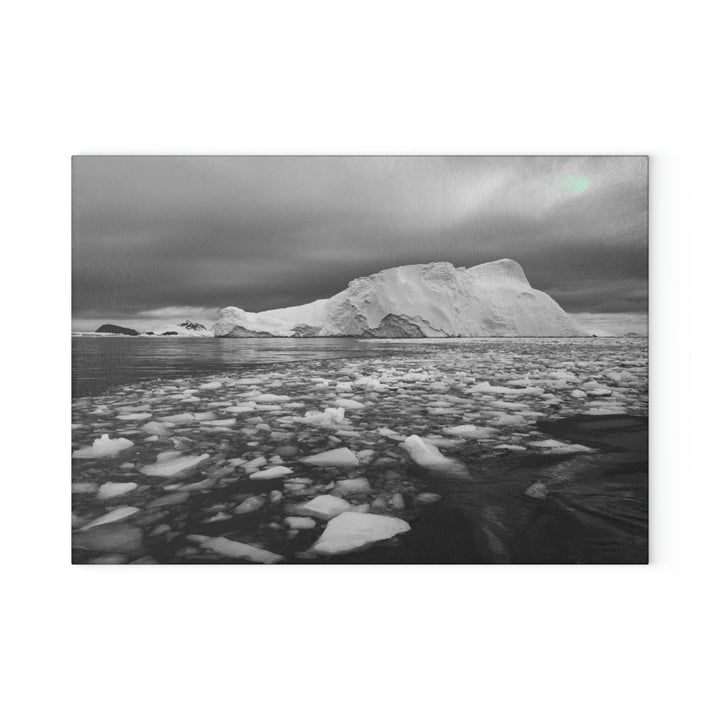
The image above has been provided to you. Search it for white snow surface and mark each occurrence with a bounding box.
[213,259,587,337]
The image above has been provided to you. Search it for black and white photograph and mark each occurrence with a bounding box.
[72,156,648,564]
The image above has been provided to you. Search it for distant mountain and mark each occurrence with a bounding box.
[213,259,588,338]
[149,320,213,337]
[95,324,139,336]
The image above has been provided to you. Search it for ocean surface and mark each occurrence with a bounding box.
[71,336,648,564]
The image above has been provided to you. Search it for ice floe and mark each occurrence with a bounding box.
[299,447,359,467]
[140,453,210,477]
[72,434,134,459]
[312,512,411,555]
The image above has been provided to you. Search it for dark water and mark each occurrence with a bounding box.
[72,336,380,398]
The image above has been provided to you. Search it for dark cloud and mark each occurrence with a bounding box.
[72,156,648,321]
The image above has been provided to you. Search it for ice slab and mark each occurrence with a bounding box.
[248,465,293,480]
[72,434,134,459]
[140,453,210,477]
[312,512,410,555]
[97,481,138,500]
[299,447,359,467]
[188,535,283,563]
[296,494,352,521]
[81,506,139,531]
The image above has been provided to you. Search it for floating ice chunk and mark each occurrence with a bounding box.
[97,481,138,500]
[299,407,347,426]
[334,398,365,410]
[525,482,548,499]
[199,381,222,390]
[400,435,462,469]
[140,453,210,477]
[157,450,182,462]
[73,523,144,556]
[442,424,499,439]
[252,393,291,403]
[495,444,526,451]
[377,427,406,441]
[296,494,352,521]
[335,478,372,495]
[235,495,266,513]
[81,506,139,531]
[72,434,134,459]
[416,492,442,504]
[284,517,316,530]
[299,447,359,467]
[201,418,237,427]
[160,412,196,423]
[353,377,388,391]
[356,449,376,463]
[225,403,257,414]
[141,421,171,435]
[312,512,410,555]
[117,412,152,421]
[570,389,587,399]
[249,465,293,480]
[188,535,283,564]
[528,439,592,454]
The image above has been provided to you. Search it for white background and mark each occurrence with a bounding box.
[2,1,717,719]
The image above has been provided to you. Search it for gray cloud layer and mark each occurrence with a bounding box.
[72,156,648,320]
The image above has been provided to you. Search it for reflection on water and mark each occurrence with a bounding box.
[72,337,380,398]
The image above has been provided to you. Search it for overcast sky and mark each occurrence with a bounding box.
[72,156,647,329]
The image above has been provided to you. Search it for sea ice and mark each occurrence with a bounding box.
[299,447,359,467]
[81,506,139,530]
[72,434,134,459]
[284,517,316,530]
[117,412,152,421]
[248,466,293,480]
[400,435,462,469]
[140,453,210,477]
[335,478,372,495]
[97,481,138,500]
[199,381,222,390]
[334,398,365,410]
[442,424,499,439]
[300,407,347,426]
[296,494,352,521]
[312,512,410,555]
[188,536,283,563]
[235,495,266,513]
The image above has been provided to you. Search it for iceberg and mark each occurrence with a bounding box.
[213,259,587,338]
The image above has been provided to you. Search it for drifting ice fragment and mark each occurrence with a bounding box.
[81,506,139,530]
[140,453,210,477]
[72,434,134,459]
[334,398,366,410]
[312,512,410,555]
[300,407,347,426]
[248,466,293,480]
[188,535,283,563]
[299,447,359,467]
[97,481,138,500]
[400,435,461,469]
[442,424,499,439]
[296,494,352,521]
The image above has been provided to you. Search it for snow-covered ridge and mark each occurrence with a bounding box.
[213,259,588,338]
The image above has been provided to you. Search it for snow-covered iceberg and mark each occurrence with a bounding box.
[213,259,587,338]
